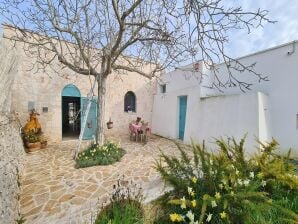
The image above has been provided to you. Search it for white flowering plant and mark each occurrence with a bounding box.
[75,141,125,168]
[155,138,298,224]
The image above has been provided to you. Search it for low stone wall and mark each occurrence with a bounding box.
[0,114,25,224]
[0,38,25,224]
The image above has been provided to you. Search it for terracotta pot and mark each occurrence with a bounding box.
[107,122,113,129]
[26,142,41,153]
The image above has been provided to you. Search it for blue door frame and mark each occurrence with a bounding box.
[178,96,187,140]
[61,84,97,140]
[61,84,81,139]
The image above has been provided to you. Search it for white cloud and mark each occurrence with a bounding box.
[225,0,298,58]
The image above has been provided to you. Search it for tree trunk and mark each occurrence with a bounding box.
[96,75,107,145]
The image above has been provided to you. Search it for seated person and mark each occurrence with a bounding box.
[136,117,145,134]
[136,117,141,125]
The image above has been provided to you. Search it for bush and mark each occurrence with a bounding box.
[95,178,144,224]
[155,138,298,224]
[96,200,143,224]
[75,141,125,168]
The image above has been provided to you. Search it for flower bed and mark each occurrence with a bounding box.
[75,141,125,168]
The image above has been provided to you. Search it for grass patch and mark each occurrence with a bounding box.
[95,199,143,224]
[75,141,125,168]
[143,200,172,224]
[95,177,144,224]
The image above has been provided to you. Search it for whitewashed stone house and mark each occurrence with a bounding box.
[1,25,298,223]
[152,41,298,156]
[2,23,298,156]
[1,25,156,142]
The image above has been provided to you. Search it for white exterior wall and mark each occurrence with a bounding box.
[153,89,261,154]
[152,41,298,156]
[194,93,259,153]
[152,64,202,139]
[201,41,298,155]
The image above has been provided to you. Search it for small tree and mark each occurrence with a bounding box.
[0,0,273,145]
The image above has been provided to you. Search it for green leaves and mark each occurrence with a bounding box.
[95,177,144,224]
[75,141,125,168]
[155,137,298,224]
[22,131,41,143]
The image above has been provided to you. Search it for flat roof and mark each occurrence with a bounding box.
[176,40,298,69]
[225,40,298,62]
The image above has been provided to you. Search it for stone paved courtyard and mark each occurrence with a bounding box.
[19,135,180,224]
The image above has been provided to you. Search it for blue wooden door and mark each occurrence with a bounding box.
[178,96,188,140]
[81,97,97,140]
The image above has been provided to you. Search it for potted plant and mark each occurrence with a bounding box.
[107,118,113,129]
[23,131,41,152]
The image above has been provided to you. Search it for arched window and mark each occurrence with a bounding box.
[124,91,136,112]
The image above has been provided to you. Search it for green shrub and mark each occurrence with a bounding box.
[95,200,143,224]
[75,141,125,168]
[95,178,144,224]
[290,159,298,174]
[155,138,298,224]
[22,131,41,143]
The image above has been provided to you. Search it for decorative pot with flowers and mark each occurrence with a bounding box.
[22,131,41,152]
[22,109,45,152]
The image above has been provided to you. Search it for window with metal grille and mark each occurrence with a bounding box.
[124,91,136,112]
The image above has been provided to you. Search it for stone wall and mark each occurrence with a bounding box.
[10,43,96,141]
[105,72,156,136]
[4,37,156,142]
[0,38,25,224]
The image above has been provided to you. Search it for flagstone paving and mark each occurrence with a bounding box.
[19,134,182,224]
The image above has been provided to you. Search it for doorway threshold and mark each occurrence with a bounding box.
[62,136,79,141]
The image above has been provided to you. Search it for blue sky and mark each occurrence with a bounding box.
[1,1,297,59]
[225,0,298,58]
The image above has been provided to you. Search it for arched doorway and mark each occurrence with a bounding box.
[61,84,81,139]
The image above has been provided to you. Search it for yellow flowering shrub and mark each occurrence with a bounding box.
[156,138,298,223]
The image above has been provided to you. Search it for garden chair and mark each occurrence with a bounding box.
[139,122,150,143]
[129,122,139,141]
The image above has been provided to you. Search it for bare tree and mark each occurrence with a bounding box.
[0,0,273,145]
